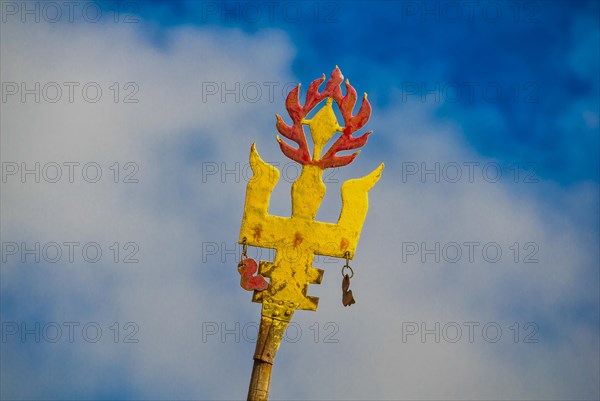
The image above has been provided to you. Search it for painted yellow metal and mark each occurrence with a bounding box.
[240,68,382,400]
[240,100,384,316]
[304,98,343,161]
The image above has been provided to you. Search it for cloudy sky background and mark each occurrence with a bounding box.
[1,1,599,400]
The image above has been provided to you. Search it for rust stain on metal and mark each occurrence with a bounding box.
[293,232,303,247]
[252,225,262,242]
[340,238,349,252]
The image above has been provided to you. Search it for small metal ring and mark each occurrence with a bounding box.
[342,251,353,278]
[341,265,354,279]
[241,237,248,261]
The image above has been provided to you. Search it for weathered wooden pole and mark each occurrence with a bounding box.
[247,360,272,401]
[246,315,288,400]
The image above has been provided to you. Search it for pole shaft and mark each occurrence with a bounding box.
[247,359,272,401]
[246,313,291,401]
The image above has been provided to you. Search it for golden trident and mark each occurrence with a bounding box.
[238,67,383,400]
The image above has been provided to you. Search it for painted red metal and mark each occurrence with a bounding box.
[276,66,373,169]
[238,258,269,291]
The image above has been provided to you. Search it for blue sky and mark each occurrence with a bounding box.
[131,0,600,184]
[1,1,599,400]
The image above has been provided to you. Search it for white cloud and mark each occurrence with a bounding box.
[1,18,598,400]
